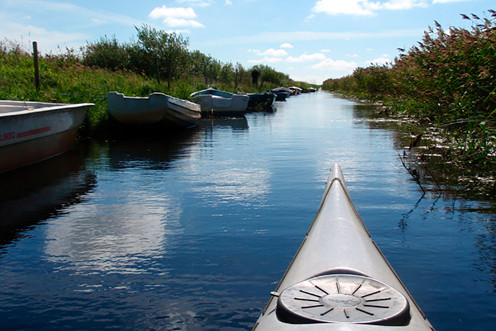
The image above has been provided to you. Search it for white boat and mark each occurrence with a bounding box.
[189,88,249,117]
[271,87,292,101]
[289,86,302,95]
[107,92,201,129]
[0,100,93,173]
[253,164,434,330]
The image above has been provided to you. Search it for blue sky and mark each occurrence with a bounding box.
[1,0,494,84]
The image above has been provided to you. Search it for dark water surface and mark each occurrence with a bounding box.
[1,92,495,330]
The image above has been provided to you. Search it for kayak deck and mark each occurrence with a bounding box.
[253,164,434,330]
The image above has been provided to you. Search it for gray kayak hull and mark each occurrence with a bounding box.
[253,164,433,330]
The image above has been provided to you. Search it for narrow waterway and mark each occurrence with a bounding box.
[0,91,494,330]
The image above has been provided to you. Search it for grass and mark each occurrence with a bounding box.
[0,40,311,137]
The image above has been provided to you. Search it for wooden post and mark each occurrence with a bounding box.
[33,41,40,91]
[204,63,208,85]
[235,69,238,89]
[156,57,161,84]
[168,60,172,90]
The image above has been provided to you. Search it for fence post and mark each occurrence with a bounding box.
[33,41,40,91]
[204,63,208,85]
[168,60,172,90]
[156,57,161,84]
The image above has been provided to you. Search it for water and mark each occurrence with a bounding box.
[0,92,495,330]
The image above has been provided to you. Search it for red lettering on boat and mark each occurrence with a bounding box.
[16,126,51,138]
[0,131,16,141]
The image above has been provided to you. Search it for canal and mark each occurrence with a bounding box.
[0,91,494,330]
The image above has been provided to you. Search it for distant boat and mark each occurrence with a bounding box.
[289,86,302,95]
[190,88,249,117]
[0,99,93,173]
[253,164,434,330]
[107,92,201,129]
[271,87,291,101]
[247,92,276,111]
[303,87,317,93]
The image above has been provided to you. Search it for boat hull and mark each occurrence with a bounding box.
[165,96,201,129]
[0,101,92,173]
[253,164,433,330]
[190,88,249,117]
[247,92,276,111]
[107,92,200,128]
[271,87,292,101]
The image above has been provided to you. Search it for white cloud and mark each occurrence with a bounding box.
[280,43,294,49]
[248,57,284,64]
[313,0,375,16]
[225,0,233,5]
[312,58,358,70]
[291,74,324,85]
[312,0,428,16]
[251,48,288,57]
[383,0,428,10]
[321,49,331,53]
[248,48,288,64]
[150,6,197,19]
[163,17,204,28]
[0,21,88,53]
[366,57,392,65]
[287,53,326,63]
[149,5,204,28]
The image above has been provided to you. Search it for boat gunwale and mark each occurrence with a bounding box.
[0,102,94,118]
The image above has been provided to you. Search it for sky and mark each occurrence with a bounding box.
[1,0,494,84]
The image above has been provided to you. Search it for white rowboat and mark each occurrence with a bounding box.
[253,164,434,330]
[0,100,92,173]
[107,92,201,129]
[190,88,249,117]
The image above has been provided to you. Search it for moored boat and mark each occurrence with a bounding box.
[0,99,93,173]
[107,91,201,129]
[247,92,276,111]
[271,87,291,101]
[253,164,433,330]
[289,86,302,95]
[190,88,249,117]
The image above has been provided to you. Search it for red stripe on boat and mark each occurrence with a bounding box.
[17,126,51,138]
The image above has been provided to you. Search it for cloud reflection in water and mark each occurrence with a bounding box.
[44,190,182,275]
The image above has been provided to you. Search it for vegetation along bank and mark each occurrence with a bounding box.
[0,25,316,136]
[322,10,496,199]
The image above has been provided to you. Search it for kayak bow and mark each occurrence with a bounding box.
[253,164,434,330]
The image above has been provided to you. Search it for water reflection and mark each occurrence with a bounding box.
[0,151,96,247]
[186,117,271,208]
[42,132,200,274]
[107,130,201,171]
[1,92,495,330]
[44,190,181,275]
[199,116,249,131]
[191,166,271,208]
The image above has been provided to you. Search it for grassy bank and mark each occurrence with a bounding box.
[1,28,316,136]
[322,11,496,172]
